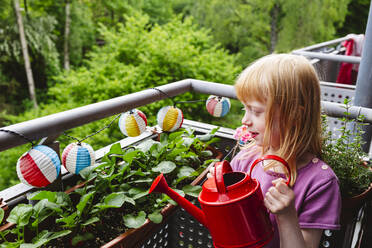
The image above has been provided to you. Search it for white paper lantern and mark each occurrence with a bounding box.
[157,106,184,132]
[62,142,95,174]
[206,95,231,117]
[118,109,148,137]
[16,145,61,187]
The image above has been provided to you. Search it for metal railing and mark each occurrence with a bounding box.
[1,79,372,203]
[1,79,372,152]
[292,36,361,64]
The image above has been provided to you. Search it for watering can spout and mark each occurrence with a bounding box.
[149,173,208,227]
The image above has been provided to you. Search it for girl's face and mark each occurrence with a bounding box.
[242,100,280,151]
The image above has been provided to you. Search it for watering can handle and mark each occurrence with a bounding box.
[214,161,233,194]
[249,155,291,186]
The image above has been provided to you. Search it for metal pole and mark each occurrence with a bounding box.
[292,51,361,64]
[354,0,372,153]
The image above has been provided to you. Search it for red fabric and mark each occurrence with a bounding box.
[336,40,354,85]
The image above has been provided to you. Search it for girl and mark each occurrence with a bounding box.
[212,54,341,248]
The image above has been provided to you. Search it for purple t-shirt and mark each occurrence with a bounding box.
[231,150,341,248]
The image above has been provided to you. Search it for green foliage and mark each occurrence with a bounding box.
[49,12,239,106]
[0,128,219,246]
[276,0,351,51]
[176,0,273,65]
[176,0,352,62]
[322,99,372,197]
[0,11,239,190]
[337,0,370,36]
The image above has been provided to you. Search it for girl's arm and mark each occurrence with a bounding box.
[264,179,322,248]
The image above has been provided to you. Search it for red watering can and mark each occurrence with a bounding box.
[149,155,290,248]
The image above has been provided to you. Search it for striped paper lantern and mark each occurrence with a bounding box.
[62,142,95,175]
[118,109,147,137]
[206,95,231,117]
[16,145,61,188]
[157,106,184,132]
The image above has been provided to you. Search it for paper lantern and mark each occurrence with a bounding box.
[62,142,95,174]
[16,145,61,188]
[157,106,184,132]
[206,95,231,117]
[118,109,148,137]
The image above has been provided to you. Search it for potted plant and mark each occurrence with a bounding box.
[0,127,223,247]
[321,99,372,224]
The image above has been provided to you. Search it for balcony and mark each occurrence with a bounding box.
[0,38,372,247]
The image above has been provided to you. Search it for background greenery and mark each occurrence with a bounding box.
[0,0,369,190]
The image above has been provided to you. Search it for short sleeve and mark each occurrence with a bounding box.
[298,178,341,230]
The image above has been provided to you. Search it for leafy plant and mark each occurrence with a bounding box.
[322,98,372,197]
[0,127,219,247]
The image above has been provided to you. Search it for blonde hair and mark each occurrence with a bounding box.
[235,54,322,186]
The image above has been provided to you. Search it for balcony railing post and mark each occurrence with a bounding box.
[354,0,372,153]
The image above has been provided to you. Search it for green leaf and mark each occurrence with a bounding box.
[123,150,142,164]
[123,211,147,228]
[200,150,213,158]
[148,211,163,224]
[136,139,159,153]
[182,137,194,147]
[56,212,77,228]
[34,199,62,214]
[76,191,95,217]
[128,188,148,200]
[182,185,202,198]
[196,133,213,142]
[169,131,184,141]
[79,164,99,180]
[109,143,123,155]
[7,204,33,227]
[160,133,168,145]
[177,166,196,178]
[152,161,176,174]
[166,148,188,160]
[82,217,100,226]
[105,192,126,207]
[25,230,72,248]
[28,191,57,202]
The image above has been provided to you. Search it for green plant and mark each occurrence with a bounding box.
[322,98,372,197]
[0,127,220,247]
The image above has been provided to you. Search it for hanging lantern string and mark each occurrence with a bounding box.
[151,87,206,106]
[0,129,36,147]
[63,113,122,144]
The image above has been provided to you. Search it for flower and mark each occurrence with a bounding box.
[233,125,252,145]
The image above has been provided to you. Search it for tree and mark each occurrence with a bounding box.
[13,0,38,108]
[64,0,71,70]
[276,0,351,51]
[174,0,352,64]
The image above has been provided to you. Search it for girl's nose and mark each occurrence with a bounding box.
[242,114,252,126]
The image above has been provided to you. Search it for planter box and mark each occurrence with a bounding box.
[101,145,224,248]
[0,128,231,248]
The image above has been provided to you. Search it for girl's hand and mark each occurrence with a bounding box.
[264,178,296,216]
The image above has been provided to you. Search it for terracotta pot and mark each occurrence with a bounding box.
[341,183,372,225]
